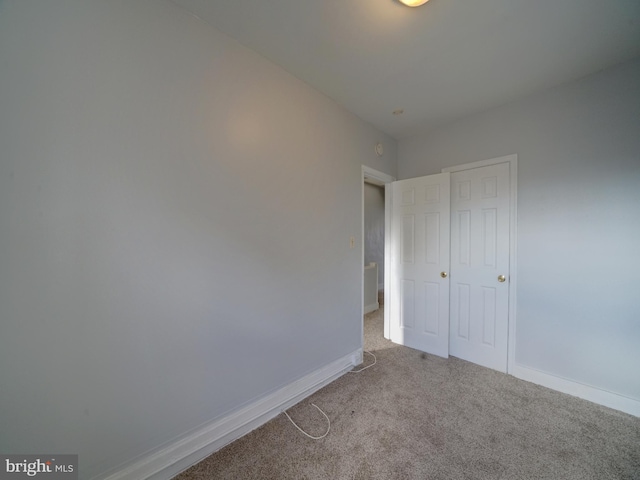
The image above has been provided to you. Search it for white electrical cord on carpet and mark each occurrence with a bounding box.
[348,350,377,373]
[283,351,377,439]
[283,403,330,440]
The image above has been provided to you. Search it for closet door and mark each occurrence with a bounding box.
[449,162,510,372]
[389,173,450,358]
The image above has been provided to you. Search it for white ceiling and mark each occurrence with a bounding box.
[170,0,640,139]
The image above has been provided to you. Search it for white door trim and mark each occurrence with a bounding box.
[443,154,518,374]
[362,166,395,344]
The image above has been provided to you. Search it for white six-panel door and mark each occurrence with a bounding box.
[449,162,510,372]
[390,173,450,358]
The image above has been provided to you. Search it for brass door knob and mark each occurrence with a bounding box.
[440,272,448,278]
[498,275,506,283]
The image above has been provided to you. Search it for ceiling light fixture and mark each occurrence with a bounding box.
[399,0,429,6]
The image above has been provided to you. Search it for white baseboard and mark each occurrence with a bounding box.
[93,349,361,480]
[512,364,640,417]
[364,302,379,314]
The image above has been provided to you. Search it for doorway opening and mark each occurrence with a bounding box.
[363,182,385,314]
[361,166,395,352]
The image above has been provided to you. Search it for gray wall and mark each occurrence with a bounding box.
[399,57,640,402]
[0,1,396,478]
[364,183,385,288]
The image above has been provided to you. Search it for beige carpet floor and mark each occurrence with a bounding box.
[175,307,640,479]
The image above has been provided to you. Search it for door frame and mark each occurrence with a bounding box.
[442,154,518,374]
[362,166,395,347]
